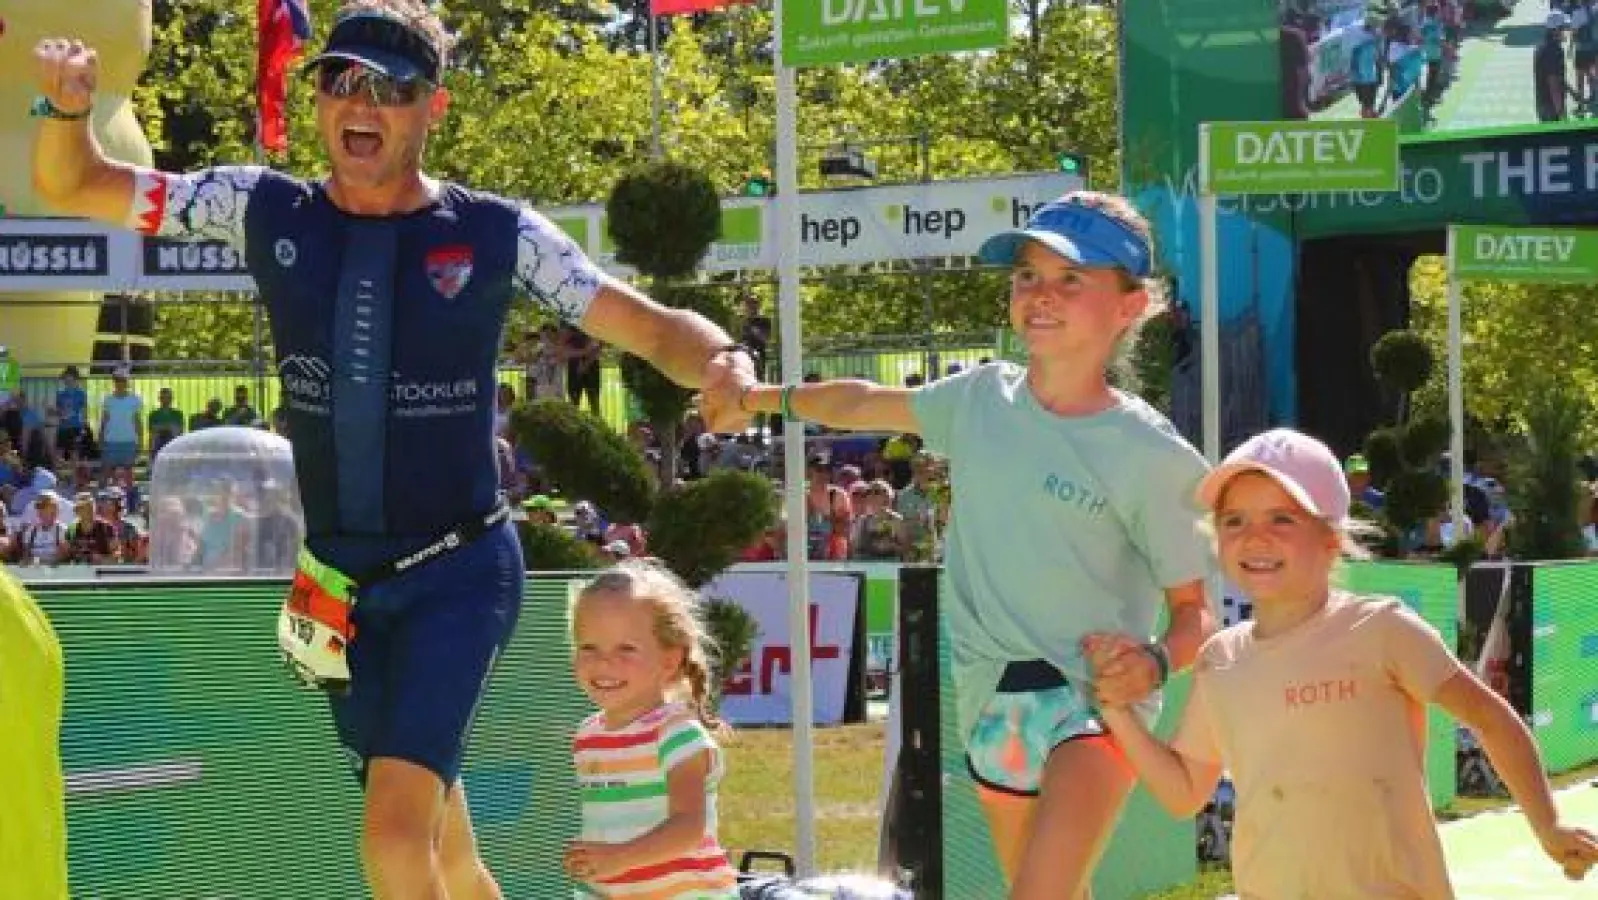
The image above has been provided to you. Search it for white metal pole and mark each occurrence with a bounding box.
[1445,224,1466,537]
[648,7,663,160]
[1198,123,1221,463]
[773,0,817,878]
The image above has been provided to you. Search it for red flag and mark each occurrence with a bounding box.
[257,0,313,155]
[651,0,751,16]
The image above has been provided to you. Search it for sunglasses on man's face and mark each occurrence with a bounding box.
[316,61,431,107]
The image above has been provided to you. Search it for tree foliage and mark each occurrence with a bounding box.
[605,162,723,278]
[511,399,656,522]
[1506,390,1589,561]
[646,469,778,588]
[518,520,606,572]
[1409,256,1598,446]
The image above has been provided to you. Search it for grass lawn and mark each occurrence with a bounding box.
[720,722,890,877]
[720,722,1598,898]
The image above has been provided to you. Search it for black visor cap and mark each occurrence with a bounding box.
[304,11,442,84]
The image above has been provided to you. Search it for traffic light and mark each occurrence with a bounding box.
[1056,151,1089,181]
[742,171,775,197]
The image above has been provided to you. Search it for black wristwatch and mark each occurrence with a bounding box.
[1142,641,1171,687]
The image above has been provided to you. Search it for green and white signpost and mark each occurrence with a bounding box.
[774,0,1009,874]
[1197,119,1400,461]
[1445,225,1598,530]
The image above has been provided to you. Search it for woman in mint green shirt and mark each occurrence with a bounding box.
[719,191,1216,897]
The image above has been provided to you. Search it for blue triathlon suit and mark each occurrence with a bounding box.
[132,166,603,783]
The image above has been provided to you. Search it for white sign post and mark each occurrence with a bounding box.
[771,1,1009,877]
[1196,119,1400,462]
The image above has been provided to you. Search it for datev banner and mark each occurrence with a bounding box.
[779,0,1009,68]
[0,172,1083,291]
[708,569,862,727]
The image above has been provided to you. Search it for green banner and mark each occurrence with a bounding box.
[780,0,1008,67]
[1529,564,1598,774]
[33,576,592,898]
[0,356,18,394]
[1205,120,1400,195]
[1453,225,1598,284]
[1342,561,1460,811]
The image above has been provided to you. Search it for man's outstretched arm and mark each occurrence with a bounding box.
[579,282,747,390]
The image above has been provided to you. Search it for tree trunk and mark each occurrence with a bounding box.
[657,419,681,488]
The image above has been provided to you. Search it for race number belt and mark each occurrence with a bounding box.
[277,499,512,693]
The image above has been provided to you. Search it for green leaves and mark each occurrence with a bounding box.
[1410,255,1598,445]
[606,163,722,279]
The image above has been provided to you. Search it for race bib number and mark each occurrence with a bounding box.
[277,548,357,693]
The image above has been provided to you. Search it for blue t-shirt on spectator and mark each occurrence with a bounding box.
[56,387,86,428]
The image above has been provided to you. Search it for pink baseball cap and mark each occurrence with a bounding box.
[1197,428,1351,522]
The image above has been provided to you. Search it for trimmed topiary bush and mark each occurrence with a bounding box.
[646,469,778,588]
[605,161,723,279]
[518,520,605,572]
[510,399,654,523]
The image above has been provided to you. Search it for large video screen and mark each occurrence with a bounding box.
[1283,0,1584,132]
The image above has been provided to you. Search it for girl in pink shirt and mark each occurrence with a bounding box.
[1087,428,1597,897]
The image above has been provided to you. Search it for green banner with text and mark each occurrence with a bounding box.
[1205,119,1400,195]
[1453,225,1598,283]
[780,0,1008,67]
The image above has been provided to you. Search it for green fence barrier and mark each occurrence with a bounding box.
[1529,563,1598,774]
[33,556,1550,898]
[35,575,591,898]
[1343,560,1460,810]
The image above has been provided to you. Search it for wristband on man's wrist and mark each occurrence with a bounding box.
[30,96,91,121]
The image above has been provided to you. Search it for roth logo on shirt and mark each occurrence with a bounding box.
[1042,473,1108,516]
[1284,678,1358,708]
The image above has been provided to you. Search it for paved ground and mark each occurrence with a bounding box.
[1443,778,1598,899]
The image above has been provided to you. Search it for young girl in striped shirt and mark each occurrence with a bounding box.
[564,561,740,899]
